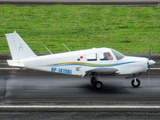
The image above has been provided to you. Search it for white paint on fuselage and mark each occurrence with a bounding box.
[17,48,149,76]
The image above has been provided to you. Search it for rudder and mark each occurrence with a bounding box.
[5,31,37,60]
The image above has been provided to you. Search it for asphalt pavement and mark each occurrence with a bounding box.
[0,69,160,119]
[0,69,160,106]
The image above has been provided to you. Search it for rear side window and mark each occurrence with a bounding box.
[86,53,97,61]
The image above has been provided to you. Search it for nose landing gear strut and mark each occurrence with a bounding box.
[131,78,141,88]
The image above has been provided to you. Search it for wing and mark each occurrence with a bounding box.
[86,68,119,76]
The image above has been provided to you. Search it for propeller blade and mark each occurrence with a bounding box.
[148,45,152,81]
[148,65,150,82]
[148,45,152,60]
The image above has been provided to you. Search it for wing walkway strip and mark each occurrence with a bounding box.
[0,105,160,109]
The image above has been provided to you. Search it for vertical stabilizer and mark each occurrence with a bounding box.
[5,31,37,60]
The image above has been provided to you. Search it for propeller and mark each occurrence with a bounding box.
[147,45,152,81]
[148,45,152,60]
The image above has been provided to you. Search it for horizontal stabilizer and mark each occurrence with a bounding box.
[7,60,25,67]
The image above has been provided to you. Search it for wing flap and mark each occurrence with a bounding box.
[86,68,119,75]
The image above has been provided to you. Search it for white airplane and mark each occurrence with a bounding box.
[5,31,155,90]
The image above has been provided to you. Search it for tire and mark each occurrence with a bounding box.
[131,79,141,88]
[94,81,103,90]
[91,77,96,85]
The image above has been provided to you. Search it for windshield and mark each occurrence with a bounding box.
[111,49,125,60]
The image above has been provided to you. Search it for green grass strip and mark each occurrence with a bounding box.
[0,5,160,54]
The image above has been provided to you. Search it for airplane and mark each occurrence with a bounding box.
[5,31,155,90]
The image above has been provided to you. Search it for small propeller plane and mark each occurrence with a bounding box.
[5,31,155,90]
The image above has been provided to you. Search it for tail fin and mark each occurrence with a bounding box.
[5,31,37,60]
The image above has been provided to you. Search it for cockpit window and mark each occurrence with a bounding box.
[111,49,125,60]
[100,52,113,60]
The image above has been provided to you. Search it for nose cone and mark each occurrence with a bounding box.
[148,60,156,65]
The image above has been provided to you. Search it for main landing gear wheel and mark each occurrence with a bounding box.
[90,77,103,90]
[131,78,141,88]
[94,81,103,90]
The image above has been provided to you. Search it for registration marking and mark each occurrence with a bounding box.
[51,67,72,74]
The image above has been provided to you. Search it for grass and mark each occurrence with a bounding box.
[0,5,160,54]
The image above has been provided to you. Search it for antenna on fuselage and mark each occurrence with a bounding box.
[63,43,71,52]
[44,45,53,54]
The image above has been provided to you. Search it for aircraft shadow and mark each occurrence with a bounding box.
[83,84,131,94]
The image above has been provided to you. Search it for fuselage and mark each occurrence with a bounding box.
[9,48,155,76]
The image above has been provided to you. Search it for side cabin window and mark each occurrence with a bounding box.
[86,53,97,61]
[100,52,113,61]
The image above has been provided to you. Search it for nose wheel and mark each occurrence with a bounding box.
[91,77,103,90]
[131,78,141,87]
